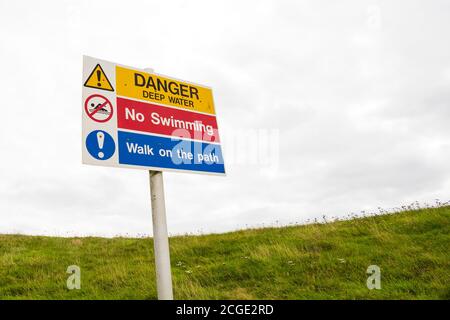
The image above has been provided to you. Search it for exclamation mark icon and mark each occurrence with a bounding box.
[97,131,105,159]
[96,69,102,87]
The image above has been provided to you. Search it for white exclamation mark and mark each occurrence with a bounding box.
[97,131,105,159]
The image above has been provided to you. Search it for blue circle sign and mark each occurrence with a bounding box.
[86,130,115,160]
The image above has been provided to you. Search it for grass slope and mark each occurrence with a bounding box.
[0,206,449,300]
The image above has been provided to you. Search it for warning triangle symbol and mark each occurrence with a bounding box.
[84,64,114,92]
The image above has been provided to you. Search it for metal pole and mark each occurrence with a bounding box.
[144,68,173,300]
[149,170,173,300]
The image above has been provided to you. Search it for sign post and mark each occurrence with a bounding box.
[82,56,225,300]
[149,170,173,300]
[143,67,173,300]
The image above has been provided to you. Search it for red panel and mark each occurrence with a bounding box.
[117,97,221,143]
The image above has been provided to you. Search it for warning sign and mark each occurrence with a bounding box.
[84,94,113,122]
[82,55,225,175]
[84,64,114,92]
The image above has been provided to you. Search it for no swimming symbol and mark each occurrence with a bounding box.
[84,94,113,123]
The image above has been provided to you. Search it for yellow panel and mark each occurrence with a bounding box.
[116,66,216,115]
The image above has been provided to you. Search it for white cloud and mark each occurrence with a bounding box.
[0,0,449,237]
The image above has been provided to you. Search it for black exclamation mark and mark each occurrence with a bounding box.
[97,69,101,87]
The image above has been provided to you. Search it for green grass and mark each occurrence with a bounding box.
[0,206,449,299]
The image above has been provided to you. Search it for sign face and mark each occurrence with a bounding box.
[82,56,225,175]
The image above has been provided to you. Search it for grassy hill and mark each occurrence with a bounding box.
[0,206,449,300]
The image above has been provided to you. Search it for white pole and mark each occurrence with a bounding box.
[144,68,173,300]
[149,170,173,300]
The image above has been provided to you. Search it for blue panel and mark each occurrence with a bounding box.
[118,131,225,174]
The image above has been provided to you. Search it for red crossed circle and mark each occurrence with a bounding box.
[84,94,114,123]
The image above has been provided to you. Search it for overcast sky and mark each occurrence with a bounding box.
[0,0,449,237]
